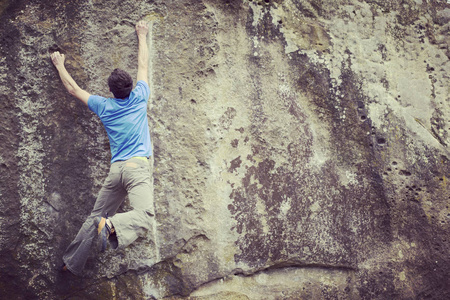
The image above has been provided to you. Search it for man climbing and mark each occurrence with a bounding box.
[51,20,154,276]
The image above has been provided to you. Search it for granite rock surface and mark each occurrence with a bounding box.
[0,0,449,299]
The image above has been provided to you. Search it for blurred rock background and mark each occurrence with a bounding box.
[0,0,449,299]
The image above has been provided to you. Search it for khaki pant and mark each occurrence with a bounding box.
[62,157,154,276]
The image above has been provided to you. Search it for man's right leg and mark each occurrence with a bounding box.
[62,162,126,275]
[109,157,154,249]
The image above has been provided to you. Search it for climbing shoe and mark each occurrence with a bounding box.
[94,215,114,252]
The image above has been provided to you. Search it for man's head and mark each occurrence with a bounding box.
[108,69,133,99]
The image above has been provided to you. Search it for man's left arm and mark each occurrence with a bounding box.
[51,51,91,106]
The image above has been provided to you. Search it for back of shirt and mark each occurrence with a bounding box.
[88,80,152,163]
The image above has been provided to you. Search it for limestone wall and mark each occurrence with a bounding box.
[0,0,449,299]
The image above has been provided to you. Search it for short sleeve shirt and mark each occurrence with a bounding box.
[88,80,152,163]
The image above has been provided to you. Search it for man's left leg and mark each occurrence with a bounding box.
[62,161,127,275]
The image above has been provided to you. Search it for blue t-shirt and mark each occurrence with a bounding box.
[88,80,152,163]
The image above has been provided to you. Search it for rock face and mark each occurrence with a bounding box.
[1,0,449,299]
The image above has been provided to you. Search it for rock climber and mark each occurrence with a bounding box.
[51,20,154,275]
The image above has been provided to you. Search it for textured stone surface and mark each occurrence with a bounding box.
[0,0,449,299]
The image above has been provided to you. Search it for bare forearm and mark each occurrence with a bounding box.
[135,21,150,83]
[138,36,149,68]
[51,51,90,105]
[56,65,82,95]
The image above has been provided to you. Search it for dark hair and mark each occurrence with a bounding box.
[108,68,133,99]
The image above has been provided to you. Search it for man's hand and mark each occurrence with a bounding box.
[51,51,65,69]
[136,20,149,38]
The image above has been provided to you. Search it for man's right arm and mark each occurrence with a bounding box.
[136,21,149,84]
